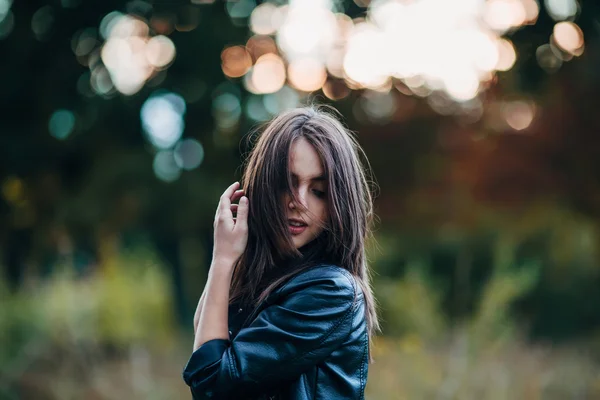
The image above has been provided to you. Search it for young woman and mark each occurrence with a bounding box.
[183,106,379,399]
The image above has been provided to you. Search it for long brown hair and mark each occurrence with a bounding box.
[230,105,380,342]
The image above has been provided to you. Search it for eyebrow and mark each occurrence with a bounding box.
[291,172,326,182]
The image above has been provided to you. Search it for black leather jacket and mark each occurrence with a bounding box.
[183,265,369,399]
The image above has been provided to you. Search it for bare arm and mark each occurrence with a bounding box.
[193,291,205,334]
[193,259,235,351]
[192,182,248,351]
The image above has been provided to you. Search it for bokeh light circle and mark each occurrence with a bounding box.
[503,100,536,130]
[553,21,584,56]
[49,109,76,140]
[250,54,286,94]
[174,138,204,170]
[153,150,181,182]
[145,35,176,68]
[221,46,252,78]
[287,58,327,92]
[141,92,186,149]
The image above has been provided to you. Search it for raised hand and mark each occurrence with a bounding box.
[212,182,249,265]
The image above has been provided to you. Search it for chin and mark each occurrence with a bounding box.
[292,233,314,249]
[292,237,306,249]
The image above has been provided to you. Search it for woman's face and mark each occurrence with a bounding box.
[284,137,328,249]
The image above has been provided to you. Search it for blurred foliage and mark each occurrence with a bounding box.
[369,234,600,399]
[0,247,179,399]
[376,260,448,342]
[1,1,600,343]
[467,238,540,350]
[367,334,600,399]
[1,243,598,399]
[370,201,600,342]
[1,0,600,397]
[374,235,539,344]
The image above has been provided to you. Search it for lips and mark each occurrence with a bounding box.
[288,218,307,235]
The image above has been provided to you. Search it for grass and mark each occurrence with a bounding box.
[367,333,600,399]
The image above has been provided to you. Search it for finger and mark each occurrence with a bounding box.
[218,182,240,216]
[226,190,245,217]
[227,190,245,216]
[234,196,249,231]
[231,189,245,203]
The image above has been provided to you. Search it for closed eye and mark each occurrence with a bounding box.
[312,189,326,199]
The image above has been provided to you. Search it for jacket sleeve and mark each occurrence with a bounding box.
[182,266,357,399]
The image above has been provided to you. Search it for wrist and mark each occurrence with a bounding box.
[210,257,237,274]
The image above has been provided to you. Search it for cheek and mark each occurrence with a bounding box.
[321,204,329,223]
[312,202,328,226]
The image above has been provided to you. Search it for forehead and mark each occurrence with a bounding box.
[289,137,324,180]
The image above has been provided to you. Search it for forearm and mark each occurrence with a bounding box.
[193,258,235,351]
[193,291,206,334]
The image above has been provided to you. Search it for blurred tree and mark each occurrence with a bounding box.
[1,0,600,341]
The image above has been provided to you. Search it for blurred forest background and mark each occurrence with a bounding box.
[1,0,600,398]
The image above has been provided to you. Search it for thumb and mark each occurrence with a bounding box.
[235,196,249,230]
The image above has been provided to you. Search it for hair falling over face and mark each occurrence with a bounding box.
[230,105,380,345]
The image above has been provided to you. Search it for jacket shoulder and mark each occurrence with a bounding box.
[277,264,358,301]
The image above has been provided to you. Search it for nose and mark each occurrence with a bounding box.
[288,187,308,210]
